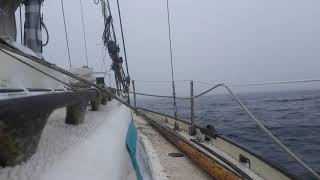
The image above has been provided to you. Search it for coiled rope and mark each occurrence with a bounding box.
[104,0,117,43]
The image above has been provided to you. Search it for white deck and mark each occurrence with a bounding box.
[132,114,211,180]
[0,101,134,180]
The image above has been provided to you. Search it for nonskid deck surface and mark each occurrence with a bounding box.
[133,114,212,180]
[0,101,133,180]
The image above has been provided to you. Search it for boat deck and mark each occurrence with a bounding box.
[0,101,134,180]
[0,98,213,180]
[132,113,211,180]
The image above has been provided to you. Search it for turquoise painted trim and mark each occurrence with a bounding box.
[126,120,143,180]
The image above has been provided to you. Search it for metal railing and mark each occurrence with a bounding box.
[130,79,320,179]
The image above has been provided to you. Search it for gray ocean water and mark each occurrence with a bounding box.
[138,89,320,179]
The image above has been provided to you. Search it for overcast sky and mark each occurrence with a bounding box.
[16,0,320,95]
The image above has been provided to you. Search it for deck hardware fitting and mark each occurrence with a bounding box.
[239,154,251,168]
[168,152,184,157]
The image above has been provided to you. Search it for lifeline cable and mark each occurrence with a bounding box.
[194,79,320,87]
[224,85,320,179]
[133,79,190,83]
[128,81,320,178]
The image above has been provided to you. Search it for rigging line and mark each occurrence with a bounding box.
[60,0,72,68]
[126,78,320,99]
[129,91,174,99]
[99,46,110,80]
[115,0,130,78]
[165,0,178,122]
[224,85,320,179]
[193,80,215,85]
[0,47,133,110]
[124,83,224,100]
[229,79,320,87]
[79,0,89,67]
[194,79,320,87]
[133,79,191,83]
[100,46,108,72]
[0,49,73,90]
[105,0,117,43]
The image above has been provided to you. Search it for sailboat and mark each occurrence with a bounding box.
[0,0,319,179]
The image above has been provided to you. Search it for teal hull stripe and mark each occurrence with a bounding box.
[126,120,143,180]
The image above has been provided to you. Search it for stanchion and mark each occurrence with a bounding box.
[132,80,137,107]
[189,80,196,135]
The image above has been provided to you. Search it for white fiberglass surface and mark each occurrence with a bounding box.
[0,100,133,180]
[0,49,65,90]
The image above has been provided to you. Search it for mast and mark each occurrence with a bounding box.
[24,0,43,57]
[0,1,19,41]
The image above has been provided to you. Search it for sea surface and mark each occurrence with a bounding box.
[138,89,320,179]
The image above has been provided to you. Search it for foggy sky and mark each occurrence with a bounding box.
[16,0,320,96]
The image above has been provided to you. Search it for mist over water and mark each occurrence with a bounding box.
[138,89,320,179]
